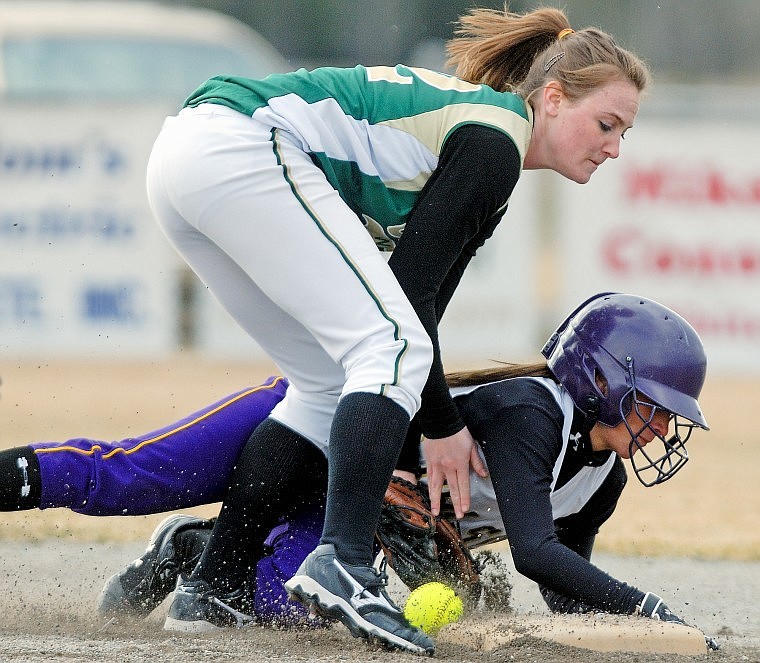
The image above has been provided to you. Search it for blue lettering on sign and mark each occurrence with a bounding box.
[0,144,80,175]
[99,143,127,175]
[0,138,127,177]
[0,279,43,323]
[0,207,138,242]
[83,284,143,324]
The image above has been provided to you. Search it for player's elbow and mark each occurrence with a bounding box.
[510,542,558,586]
[511,550,548,582]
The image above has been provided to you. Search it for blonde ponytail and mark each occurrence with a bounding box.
[447,4,650,100]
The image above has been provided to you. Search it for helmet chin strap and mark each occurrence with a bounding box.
[582,394,600,436]
[577,394,608,465]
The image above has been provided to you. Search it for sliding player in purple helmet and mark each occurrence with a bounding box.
[0,293,714,646]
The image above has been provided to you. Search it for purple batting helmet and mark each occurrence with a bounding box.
[542,292,709,485]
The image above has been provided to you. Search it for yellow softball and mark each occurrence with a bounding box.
[403,582,464,635]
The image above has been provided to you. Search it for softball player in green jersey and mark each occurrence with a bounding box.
[145,4,650,653]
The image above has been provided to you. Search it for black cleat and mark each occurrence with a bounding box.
[163,579,254,632]
[285,544,434,655]
[97,514,213,618]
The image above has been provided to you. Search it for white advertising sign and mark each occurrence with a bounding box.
[0,103,181,356]
[553,119,760,374]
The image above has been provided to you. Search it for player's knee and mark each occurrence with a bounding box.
[405,322,434,380]
[385,332,433,417]
[340,320,433,417]
[397,313,433,362]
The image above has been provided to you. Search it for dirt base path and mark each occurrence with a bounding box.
[0,539,757,663]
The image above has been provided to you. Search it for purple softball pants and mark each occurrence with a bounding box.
[30,375,327,624]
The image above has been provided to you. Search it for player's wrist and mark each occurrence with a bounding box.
[636,592,686,625]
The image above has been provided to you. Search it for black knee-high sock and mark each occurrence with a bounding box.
[191,418,327,593]
[175,525,213,575]
[0,447,41,511]
[320,392,410,566]
[396,417,423,477]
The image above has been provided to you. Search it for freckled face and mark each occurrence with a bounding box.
[591,399,672,459]
[548,79,640,184]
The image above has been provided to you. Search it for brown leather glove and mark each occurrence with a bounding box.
[376,476,481,598]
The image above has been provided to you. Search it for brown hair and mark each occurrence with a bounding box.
[445,361,555,388]
[446,4,650,101]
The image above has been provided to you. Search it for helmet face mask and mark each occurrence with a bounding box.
[543,293,709,487]
[621,385,694,486]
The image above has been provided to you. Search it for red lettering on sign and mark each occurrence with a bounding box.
[680,308,760,340]
[623,165,760,206]
[601,227,760,277]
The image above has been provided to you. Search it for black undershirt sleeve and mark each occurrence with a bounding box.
[539,457,629,613]
[463,380,644,615]
[394,206,505,476]
[388,123,521,440]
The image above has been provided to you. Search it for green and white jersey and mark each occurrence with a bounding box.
[185,64,532,250]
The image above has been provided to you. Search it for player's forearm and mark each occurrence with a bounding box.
[513,537,644,614]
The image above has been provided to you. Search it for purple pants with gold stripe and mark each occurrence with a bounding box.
[30,376,289,516]
[28,375,329,624]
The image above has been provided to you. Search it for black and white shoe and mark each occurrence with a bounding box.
[163,580,255,632]
[97,514,213,618]
[284,544,434,655]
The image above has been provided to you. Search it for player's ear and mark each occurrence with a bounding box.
[543,81,564,117]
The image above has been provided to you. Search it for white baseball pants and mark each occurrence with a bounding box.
[146,104,433,450]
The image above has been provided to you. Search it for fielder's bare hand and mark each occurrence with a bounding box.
[423,426,487,519]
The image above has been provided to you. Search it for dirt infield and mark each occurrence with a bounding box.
[0,356,759,661]
[0,540,758,662]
